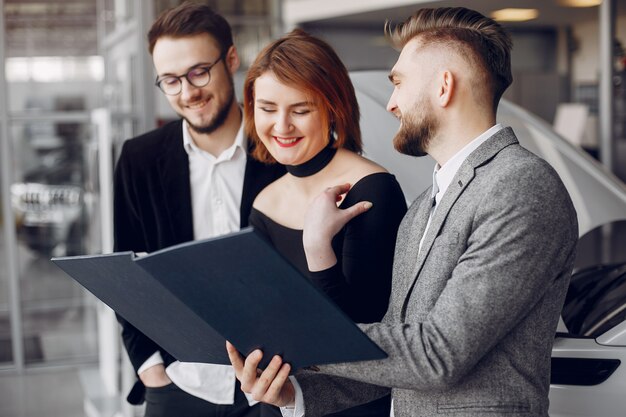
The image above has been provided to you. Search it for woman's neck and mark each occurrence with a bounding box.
[285,143,337,178]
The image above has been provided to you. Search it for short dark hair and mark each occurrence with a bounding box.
[244,29,362,164]
[147,1,233,55]
[386,7,513,109]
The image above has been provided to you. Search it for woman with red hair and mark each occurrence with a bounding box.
[244,30,406,417]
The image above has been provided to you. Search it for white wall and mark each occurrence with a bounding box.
[283,0,430,27]
[572,15,626,83]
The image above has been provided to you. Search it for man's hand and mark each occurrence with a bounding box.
[226,341,295,407]
[303,183,372,271]
[139,364,172,387]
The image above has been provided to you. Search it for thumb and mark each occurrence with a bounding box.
[342,201,373,222]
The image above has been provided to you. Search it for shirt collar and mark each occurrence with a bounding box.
[182,118,247,161]
[433,124,503,205]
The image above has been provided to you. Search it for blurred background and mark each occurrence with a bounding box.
[0,1,625,416]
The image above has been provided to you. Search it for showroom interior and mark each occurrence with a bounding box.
[0,0,625,416]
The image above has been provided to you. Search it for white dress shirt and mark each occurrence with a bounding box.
[138,119,257,405]
[284,124,504,417]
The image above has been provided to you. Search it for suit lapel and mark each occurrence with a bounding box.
[240,157,264,228]
[411,164,475,277]
[154,126,283,240]
[398,128,519,316]
[398,166,475,318]
[157,123,194,244]
[393,192,434,306]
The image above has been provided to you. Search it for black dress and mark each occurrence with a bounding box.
[251,172,407,417]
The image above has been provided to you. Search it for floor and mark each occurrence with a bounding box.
[0,367,86,417]
[0,225,99,417]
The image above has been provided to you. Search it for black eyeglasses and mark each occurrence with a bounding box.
[155,56,223,95]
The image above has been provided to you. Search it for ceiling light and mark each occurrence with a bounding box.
[557,0,602,7]
[490,8,539,22]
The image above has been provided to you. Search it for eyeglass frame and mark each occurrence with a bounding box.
[154,55,224,95]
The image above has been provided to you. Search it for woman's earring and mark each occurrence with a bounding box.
[329,122,337,144]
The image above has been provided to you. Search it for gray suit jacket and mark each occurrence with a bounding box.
[297,128,578,417]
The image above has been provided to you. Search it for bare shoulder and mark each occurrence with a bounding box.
[252,173,288,213]
[333,149,388,184]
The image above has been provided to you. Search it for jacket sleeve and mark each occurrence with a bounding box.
[296,370,390,417]
[299,161,578,407]
[113,141,161,372]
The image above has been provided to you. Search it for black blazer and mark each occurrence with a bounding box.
[113,119,285,404]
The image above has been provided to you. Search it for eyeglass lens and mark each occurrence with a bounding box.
[156,57,222,95]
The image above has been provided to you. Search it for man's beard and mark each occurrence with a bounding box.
[392,101,438,157]
[185,78,235,135]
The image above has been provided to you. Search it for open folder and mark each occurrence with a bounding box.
[52,227,386,369]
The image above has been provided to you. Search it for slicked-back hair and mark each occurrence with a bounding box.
[386,7,513,109]
[244,29,362,164]
[148,1,233,55]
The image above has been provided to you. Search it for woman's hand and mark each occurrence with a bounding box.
[303,183,372,271]
[226,342,295,407]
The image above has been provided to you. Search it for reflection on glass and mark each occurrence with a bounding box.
[3,0,100,369]
[10,118,98,365]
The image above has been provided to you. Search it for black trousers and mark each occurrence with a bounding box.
[144,380,268,417]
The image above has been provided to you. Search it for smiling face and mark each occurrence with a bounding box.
[387,37,440,157]
[152,33,238,134]
[253,72,329,166]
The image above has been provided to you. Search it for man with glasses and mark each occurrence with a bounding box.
[113,3,283,417]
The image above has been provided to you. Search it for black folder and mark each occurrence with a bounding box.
[52,227,387,369]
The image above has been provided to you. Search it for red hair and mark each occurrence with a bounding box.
[244,29,362,163]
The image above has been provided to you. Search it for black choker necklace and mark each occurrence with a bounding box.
[286,144,337,178]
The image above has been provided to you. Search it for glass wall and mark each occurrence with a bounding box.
[0,129,10,366]
[0,0,16,370]
[10,117,99,365]
[0,0,278,378]
[1,0,101,369]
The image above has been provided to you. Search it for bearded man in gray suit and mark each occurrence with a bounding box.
[227,7,579,417]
